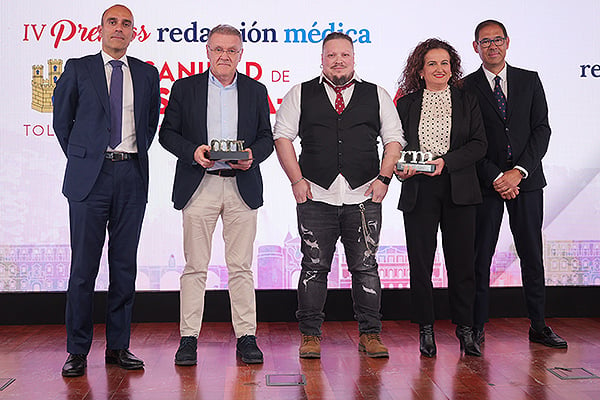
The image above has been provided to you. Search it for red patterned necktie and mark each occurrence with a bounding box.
[325,80,355,114]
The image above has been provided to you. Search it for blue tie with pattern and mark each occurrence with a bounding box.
[494,75,511,160]
[109,60,124,149]
[493,75,507,119]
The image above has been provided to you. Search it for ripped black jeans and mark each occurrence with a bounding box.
[295,199,383,336]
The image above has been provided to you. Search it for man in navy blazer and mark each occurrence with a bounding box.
[53,5,160,377]
[463,20,567,348]
[159,24,273,366]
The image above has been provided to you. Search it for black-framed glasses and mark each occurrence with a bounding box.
[478,37,506,48]
[207,45,242,56]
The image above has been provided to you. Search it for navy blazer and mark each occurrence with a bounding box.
[53,52,160,201]
[462,65,551,193]
[396,86,487,212]
[159,71,274,210]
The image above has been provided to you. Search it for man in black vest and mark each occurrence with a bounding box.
[274,32,404,359]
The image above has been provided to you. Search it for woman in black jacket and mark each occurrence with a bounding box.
[395,38,487,357]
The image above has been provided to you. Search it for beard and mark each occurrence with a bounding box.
[329,73,353,86]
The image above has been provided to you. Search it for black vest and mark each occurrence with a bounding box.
[298,78,381,189]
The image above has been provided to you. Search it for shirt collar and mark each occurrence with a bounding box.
[208,69,238,89]
[482,63,507,85]
[102,51,129,68]
[319,71,362,87]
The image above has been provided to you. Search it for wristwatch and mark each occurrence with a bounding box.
[377,175,391,185]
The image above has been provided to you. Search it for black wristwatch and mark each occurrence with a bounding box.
[377,175,391,185]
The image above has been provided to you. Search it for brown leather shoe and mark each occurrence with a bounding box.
[299,334,321,358]
[358,333,389,358]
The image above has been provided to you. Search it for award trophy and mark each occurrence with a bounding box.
[396,151,436,173]
[208,139,249,161]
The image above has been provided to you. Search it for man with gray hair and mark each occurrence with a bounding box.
[159,24,273,365]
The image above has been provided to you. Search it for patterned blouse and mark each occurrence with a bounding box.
[418,87,452,157]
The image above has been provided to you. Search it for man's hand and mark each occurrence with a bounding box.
[292,178,312,204]
[194,145,215,169]
[493,169,522,200]
[228,148,253,171]
[365,179,389,203]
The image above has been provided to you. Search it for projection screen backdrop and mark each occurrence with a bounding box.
[1,0,599,292]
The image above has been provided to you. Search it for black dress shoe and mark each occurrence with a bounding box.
[473,327,485,346]
[62,353,87,377]
[456,325,481,357]
[236,335,264,364]
[175,336,198,366]
[529,326,568,348]
[105,349,144,370]
[419,324,437,357]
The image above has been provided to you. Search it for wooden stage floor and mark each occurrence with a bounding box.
[0,318,599,399]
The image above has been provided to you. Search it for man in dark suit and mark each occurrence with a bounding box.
[159,24,273,366]
[53,5,160,377]
[463,20,567,348]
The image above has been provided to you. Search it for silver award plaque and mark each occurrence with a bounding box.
[396,151,436,173]
[208,139,249,161]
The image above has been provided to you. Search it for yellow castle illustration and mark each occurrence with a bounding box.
[31,59,63,113]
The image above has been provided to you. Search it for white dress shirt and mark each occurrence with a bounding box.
[102,51,136,153]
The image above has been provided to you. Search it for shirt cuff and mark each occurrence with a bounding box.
[514,165,528,179]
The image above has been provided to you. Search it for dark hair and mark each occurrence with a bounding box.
[474,20,508,41]
[208,24,242,42]
[397,38,462,95]
[322,32,353,49]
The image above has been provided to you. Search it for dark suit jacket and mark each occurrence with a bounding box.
[396,86,487,212]
[158,71,274,210]
[462,65,551,193]
[53,52,160,201]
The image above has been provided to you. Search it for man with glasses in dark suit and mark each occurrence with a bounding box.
[463,19,567,349]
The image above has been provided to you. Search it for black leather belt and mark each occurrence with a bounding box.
[206,169,236,177]
[105,152,138,161]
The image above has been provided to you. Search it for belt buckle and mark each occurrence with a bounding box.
[106,152,126,161]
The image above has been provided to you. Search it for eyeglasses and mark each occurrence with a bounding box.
[477,37,506,48]
[207,46,242,56]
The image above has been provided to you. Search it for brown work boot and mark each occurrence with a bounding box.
[358,333,389,358]
[299,334,321,359]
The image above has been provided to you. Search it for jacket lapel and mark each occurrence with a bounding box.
[407,91,423,150]
[505,64,515,122]
[449,86,461,150]
[88,52,110,118]
[128,56,143,138]
[196,72,209,143]
[474,67,505,122]
[236,73,248,140]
